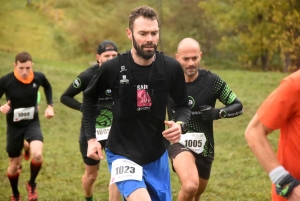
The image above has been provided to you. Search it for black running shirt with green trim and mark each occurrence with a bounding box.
[61,64,113,140]
[174,69,236,159]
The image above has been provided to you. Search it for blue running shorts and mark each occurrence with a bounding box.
[106,148,172,201]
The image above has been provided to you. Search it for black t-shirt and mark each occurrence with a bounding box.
[83,51,191,165]
[0,71,53,126]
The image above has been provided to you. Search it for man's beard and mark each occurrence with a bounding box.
[132,33,157,60]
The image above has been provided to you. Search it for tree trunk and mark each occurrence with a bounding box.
[283,52,291,72]
[294,52,300,70]
[261,50,269,71]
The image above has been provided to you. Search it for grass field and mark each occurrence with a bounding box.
[0,51,287,200]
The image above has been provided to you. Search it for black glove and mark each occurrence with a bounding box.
[199,105,219,121]
[275,173,300,198]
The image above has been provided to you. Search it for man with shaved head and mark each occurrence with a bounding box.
[167,38,243,200]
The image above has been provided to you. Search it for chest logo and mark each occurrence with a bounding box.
[120,65,127,72]
[105,89,112,96]
[188,96,195,108]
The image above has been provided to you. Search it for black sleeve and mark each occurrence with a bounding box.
[82,64,111,141]
[60,70,91,111]
[40,73,53,105]
[168,59,191,124]
[166,95,175,121]
[0,77,5,100]
[220,97,243,118]
[212,74,243,118]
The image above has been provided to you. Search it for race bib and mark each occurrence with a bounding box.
[110,159,143,184]
[13,107,35,122]
[178,132,207,154]
[95,127,110,141]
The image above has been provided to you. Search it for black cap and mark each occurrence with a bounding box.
[97,40,118,54]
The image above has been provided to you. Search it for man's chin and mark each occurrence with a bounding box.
[141,53,155,60]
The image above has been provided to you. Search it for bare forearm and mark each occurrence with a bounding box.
[245,114,280,173]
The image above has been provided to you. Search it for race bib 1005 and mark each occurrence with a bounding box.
[178,132,207,154]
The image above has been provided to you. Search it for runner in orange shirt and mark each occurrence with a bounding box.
[245,70,300,201]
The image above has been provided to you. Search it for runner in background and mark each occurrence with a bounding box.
[167,38,243,201]
[60,40,121,201]
[0,52,54,201]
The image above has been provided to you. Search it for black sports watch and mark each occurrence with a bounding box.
[176,121,188,134]
[219,110,227,118]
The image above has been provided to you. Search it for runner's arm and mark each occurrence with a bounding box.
[219,98,243,118]
[82,66,110,141]
[40,73,53,106]
[215,75,243,118]
[61,68,94,111]
[60,80,84,111]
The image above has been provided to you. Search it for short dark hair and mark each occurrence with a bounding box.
[97,40,118,55]
[15,52,32,63]
[129,5,158,31]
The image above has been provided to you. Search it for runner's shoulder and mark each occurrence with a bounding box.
[0,72,14,81]
[33,71,47,79]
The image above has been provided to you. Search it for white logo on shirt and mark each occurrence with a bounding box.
[120,65,127,72]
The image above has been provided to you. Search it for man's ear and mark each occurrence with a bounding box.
[126,28,132,40]
[96,54,100,61]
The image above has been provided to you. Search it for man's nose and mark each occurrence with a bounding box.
[146,34,154,42]
[187,59,194,66]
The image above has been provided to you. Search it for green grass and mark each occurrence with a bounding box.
[0,51,287,200]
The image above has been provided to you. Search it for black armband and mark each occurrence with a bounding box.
[220,98,243,118]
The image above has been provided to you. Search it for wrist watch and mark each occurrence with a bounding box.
[176,121,188,134]
[219,110,227,118]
